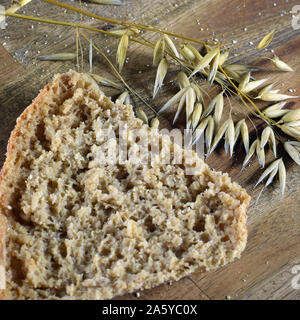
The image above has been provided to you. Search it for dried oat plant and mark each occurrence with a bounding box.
[2,0,300,197]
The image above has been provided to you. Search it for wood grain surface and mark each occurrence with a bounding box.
[0,0,300,300]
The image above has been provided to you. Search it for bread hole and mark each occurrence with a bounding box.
[221,235,230,242]
[116,166,129,180]
[219,223,225,232]
[10,256,26,285]
[200,232,210,243]
[77,108,88,123]
[144,215,156,233]
[47,180,58,193]
[193,218,205,232]
[214,215,220,225]
[21,159,31,170]
[126,181,135,190]
[84,81,91,90]
[35,122,50,151]
[13,152,20,165]
[115,248,123,259]
[174,247,184,259]
[58,242,67,259]
[101,246,111,256]
[72,182,82,193]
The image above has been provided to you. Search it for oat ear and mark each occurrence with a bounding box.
[37,53,77,61]
[153,36,165,67]
[135,108,148,124]
[257,30,275,50]
[150,117,160,129]
[284,142,300,166]
[116,33,129,72]
[153,58,168,98]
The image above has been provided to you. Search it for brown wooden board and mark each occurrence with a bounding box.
[0,0,299,300]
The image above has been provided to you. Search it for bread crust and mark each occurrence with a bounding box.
[0,71,250,299]
[0,82,52,299]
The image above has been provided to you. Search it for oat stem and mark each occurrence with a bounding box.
[42,0,207,46]
[3,11,154,48]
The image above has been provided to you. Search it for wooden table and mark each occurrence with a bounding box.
[0,0,299,300]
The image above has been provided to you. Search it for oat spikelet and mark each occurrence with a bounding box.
[210,119,230,154]
[278,159,286,197]
[256,83,275,99]
[37,53,77,61]
[256,139,265,168]
[263,109,289,119]
[178,71,190,89]
[282,109,300,123]
[116,33,129,72]
[136,107,148,124]
[164,34,180,58]
[150,117,159,129]
[281,125,300,138]
[269,129,277,157]
[243,78,269,94]
[110,27,139,36]
[191,83,204,103]
[219,51,229,66]
[271,56,294,72]
[224,130,229,154]
[88,74,123,90]
[223,64,256,80]
[190,48,219,77]
[185,44,203,64]
[180,44,202,65]
[240,121,249,153]
[260,92,299,102]
[118,91,130,105]
[243,139,258,168]
[186,87,196,129]
[265,164,279,187]
[173,93,186,125]
[263,102,287,113]
[213,92,224,127]
[205,116,215,152]
[180,44,196,62]
[6,0,32,13]
[192,116,210,145]
[285,120,300,127]
[208,50,220,84]
[201,91,223,119]
[255,159,281,188]
[238,72,250,92]
[284,142,300,166]
[227,118,235,156]
[158,87,189,114]
[260,127,272,149]
[191,103,203,131]
[268,89,280,94]
[289,141,300,149]
[153,57,168,98]
[257,30,275,50]
[153,37,165,66]
[234,119,243,143]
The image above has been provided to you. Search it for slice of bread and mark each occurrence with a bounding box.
[0,71,250,299]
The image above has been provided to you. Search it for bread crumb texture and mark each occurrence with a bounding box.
[0,71,250,299]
